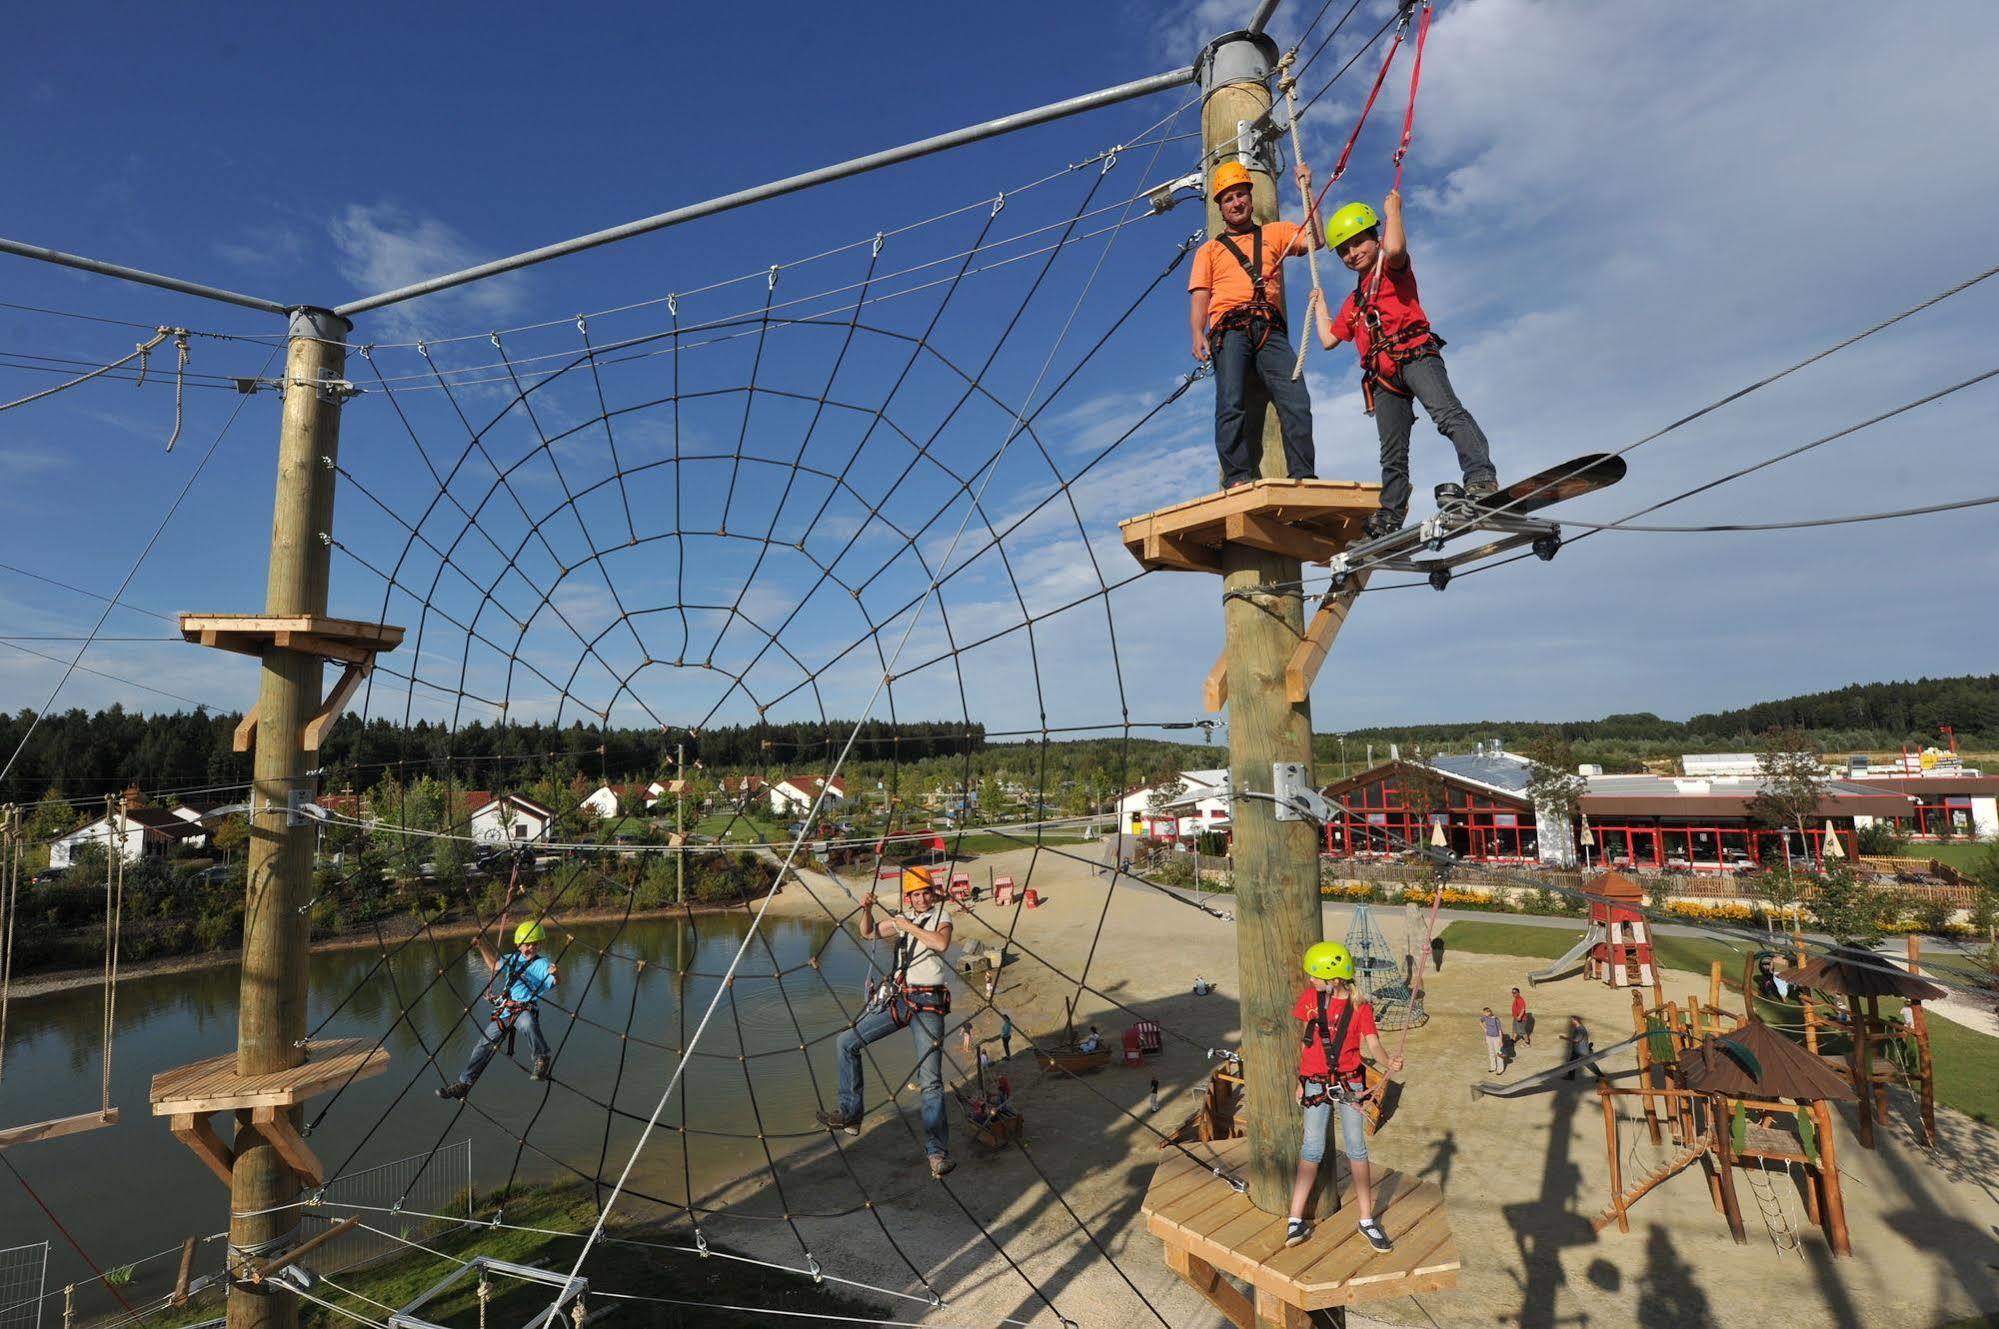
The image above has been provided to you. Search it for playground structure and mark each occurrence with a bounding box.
[1344,904,1426,1032]
[1787,935,1947,1149]
[1527,871,1658,996]
[1511,962,1865,1256]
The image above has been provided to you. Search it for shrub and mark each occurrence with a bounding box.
[1855,821,1911,857]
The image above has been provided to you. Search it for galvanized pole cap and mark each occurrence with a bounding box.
[1196,30,1281,99]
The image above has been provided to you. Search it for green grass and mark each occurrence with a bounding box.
[939,830,1094,856]
[153,1185,877,1329]
[1440,920,1999,1126]
[1909,840,1995,873]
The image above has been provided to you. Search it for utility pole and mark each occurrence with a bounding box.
[1199,30,1323,1215]
[230,308,350,1329]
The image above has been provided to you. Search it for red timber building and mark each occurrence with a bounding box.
[1319,749,1915,873]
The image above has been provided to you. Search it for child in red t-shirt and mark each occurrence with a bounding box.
[1309,189,1498,538]
[1287,941,1404,1252]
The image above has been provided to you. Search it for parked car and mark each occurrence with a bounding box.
[29,865,69,886]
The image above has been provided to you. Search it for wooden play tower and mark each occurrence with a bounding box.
[1585,870,1657,993]
[1788,937,1947,1149]
[1595,974,1860,1258]
[1125,28,1457,1328]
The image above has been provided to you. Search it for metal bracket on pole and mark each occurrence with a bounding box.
[1268,763,1338,824]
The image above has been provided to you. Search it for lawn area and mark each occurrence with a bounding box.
[691,812,779,843]
[1911,840,1995,874]
[1439,919,1999,1126]
[153,1185,877,1329]
[941,830,1096,856]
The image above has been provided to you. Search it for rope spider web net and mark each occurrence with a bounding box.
[278,99,1263,1329]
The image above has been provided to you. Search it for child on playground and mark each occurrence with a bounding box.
[1287,941,1404,1253]
[437,891,558,1100]
[1310,189,1498,537]
[817,866,958,1178]
[1188,160,1324,489]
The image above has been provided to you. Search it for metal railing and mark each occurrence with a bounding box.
[0,1242,48,1329]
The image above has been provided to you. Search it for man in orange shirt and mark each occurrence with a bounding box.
[1188,161,1323,489]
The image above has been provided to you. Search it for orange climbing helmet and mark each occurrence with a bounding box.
[1210,162,1254,199]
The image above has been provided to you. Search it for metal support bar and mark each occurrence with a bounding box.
[335,65,1196,317]
[0,237,290,316]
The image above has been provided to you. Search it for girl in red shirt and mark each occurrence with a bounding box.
[1310,189,1499,538]
[1287,941,1404,1252]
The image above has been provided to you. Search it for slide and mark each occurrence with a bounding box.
[1470,1033,1645,1100]
[1526,923,1603,987]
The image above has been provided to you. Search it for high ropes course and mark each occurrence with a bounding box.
[2,1,1998,1328]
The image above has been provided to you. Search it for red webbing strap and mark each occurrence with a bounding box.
[1391,1,1435,193]
[1313,24,1407,215]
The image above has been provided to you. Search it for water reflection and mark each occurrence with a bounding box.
[0,912,872,1313]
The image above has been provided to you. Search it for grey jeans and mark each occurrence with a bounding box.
[1372,353,1495,517]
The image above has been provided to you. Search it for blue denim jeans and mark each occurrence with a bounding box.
[1211,324,1316,487]
[1299,1081,1369,1164]
[837,1004,948,1159]
[458,1006,549,1086]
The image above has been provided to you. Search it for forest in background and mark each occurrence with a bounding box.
[2,674,1994,809]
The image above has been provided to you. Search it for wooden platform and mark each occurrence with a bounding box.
[1142,1138,1457,1325]
[178,614,405,752]
[151,1037,387,1115]
[0,1108,119,1151]
[151,1038,388,1189]
[177,614,406,664]
[1119,479,1379,574]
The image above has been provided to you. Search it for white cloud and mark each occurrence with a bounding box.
[213,222,309,271]
[329,203,528,343]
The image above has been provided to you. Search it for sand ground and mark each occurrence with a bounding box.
[706,841,1999,1329]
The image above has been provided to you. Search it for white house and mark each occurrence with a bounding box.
[1117,769,1232,841]
[579,783,654,820]
[770,775,847,818]
[469,793,556,844]
[49,805,207,868]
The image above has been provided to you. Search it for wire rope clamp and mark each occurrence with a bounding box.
[1270,762,1337,824]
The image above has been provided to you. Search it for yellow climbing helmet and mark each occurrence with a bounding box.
[1325,202,1381,250]
[1302,940,1355,982]
[901,865,936,898]
[513,920,546,946]
[1210,161,1254,199]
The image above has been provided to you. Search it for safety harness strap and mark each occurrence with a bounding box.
[1392,1,1435,193]
[1301,990,1364,1103]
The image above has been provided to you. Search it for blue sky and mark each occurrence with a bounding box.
[4,0,1998,755]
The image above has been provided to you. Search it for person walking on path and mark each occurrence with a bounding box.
[1479,1007,1505,1075]
[438,894,559,1100]
[1286,941,1404,1253]
[1510,987,1531,1048]
[1564,1015,1600,1081]
[1149,1078,1161,1114]
[1189,161,1324,488]
[816,867,958,1178]
[999,1013,1013,1060]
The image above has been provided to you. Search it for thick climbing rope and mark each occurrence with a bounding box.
[0,327,178,414]
[1278,53,1329,383]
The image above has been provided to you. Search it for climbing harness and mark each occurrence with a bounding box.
[1343,242,1443,417]
[1207,228,1287,356]
[868,901,953,1030]
[1299,990,1367,1105]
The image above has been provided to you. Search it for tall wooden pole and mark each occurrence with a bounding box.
[1200,30,1321,1215]
[229,308,350,1329]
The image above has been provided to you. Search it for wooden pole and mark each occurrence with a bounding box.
[1814,1099,1851,1257]
[228,307,350,1329]
[1905,934,1935,1146]
[1632,990,1662,1147]
[1200,30,1322,1220]
[1712,1099,1746,1244]
[1847,991,1875,1150]
[1599,1079,1627,1234]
